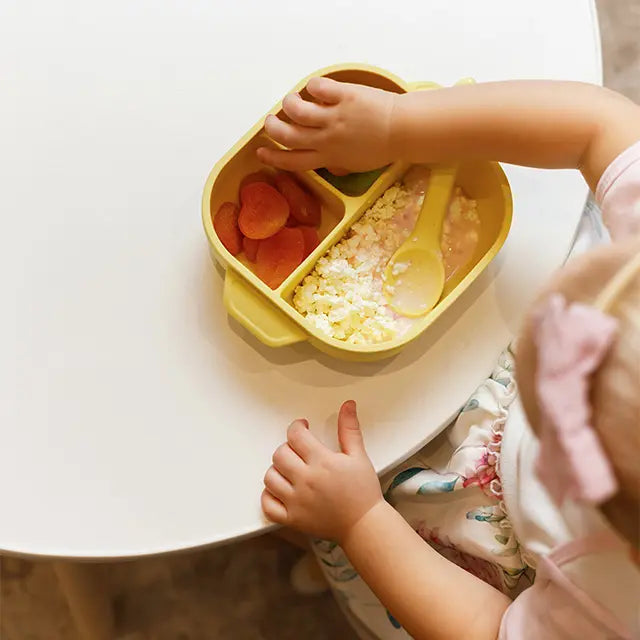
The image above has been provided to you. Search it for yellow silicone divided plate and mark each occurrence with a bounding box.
[202,63,512,362]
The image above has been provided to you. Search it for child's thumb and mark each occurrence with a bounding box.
[337,400,365,456]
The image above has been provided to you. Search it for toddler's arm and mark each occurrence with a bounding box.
[340,501,510,640]
[392,80,640,190]
[259,79,640,191]
[263,402,509,640]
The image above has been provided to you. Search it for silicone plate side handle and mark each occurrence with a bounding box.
[223,270,307,348]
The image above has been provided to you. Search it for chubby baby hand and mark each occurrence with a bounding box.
[261,400,383,542]
[257,77,397,174]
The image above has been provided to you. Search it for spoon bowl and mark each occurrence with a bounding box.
[385,247,446,317]
[384,165,458,317]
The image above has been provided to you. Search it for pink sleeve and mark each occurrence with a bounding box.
[498,583,609,639]
[595,140,640,241]
[498,555,634,639]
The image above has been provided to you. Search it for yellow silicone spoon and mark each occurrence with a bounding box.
[384,165,458,317]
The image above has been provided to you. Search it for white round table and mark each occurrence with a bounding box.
[1,0,601,560]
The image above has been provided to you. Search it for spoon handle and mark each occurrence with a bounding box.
[412,165,458,252]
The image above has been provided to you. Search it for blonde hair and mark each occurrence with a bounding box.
[516,237,640,546]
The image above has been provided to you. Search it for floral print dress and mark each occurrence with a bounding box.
[313,350,535,639]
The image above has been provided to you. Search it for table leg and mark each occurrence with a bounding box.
[53,562,115,640]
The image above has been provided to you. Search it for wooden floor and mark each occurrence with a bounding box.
[1,538,354,640]
[2,1,639,638]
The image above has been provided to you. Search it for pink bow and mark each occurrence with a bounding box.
[533,294,619,506]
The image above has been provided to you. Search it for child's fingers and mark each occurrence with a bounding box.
[261,489,288,524]
[287,419,320,462]
[264,115,316,149]
[272,443,305,481]
[337,400,365,456]
[306,77,343,104]
[257,147,321,172]
[263,465,293,501]
[282,93,328,127]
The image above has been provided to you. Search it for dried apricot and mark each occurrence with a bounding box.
[213,202,242,256]
[256,227,304,289]
[239,171,273,192]
[238,182,289,240]
[274,173,321,226]
[243,237,260,262]
[299,226,320,258]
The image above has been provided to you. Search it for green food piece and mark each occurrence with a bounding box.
[316,168,385,197]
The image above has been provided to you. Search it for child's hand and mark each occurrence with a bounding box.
[261,400,383,542]
[257,78,397,174]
